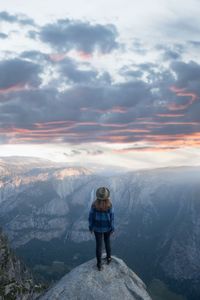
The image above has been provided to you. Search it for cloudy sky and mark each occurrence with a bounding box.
[0,0,200,170]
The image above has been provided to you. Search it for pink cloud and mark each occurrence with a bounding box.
[168,85,198,111]
[0,83,31,96]
[48,53,68,62]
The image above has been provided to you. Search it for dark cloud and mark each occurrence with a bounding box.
[19,50,111,86]
[0,23,200,148]
[0,86,85,128]
[168,60,200,123]
[0,32,8,39]
[57,58,98,84]
[57,79,153,116]
[155,44,182,61]
[0,12,199,149]
[28,30,39,39]
[0,11,35,26]
[187,102,200,123]
[147,122,200,136]
[0,58,42,89]
[138,63,157,71]
[171,60,200,88]
[0,68,199,145]
[120,66,143,79]
[189,40,200,47]
[163,50,180,61]
[0,55,171,144]
[0,77,156,144]
[20,50,49,61]
[38,19,118,53]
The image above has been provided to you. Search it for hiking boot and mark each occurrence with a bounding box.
[97,263,103,271]
[106,257,112,265]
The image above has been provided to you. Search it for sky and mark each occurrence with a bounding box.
[0,0,200,170]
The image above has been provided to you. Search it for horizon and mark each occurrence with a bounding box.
[0,0,200,169]
[1,154,200,173]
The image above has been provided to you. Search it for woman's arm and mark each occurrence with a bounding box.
[110,206,115,232]
[88,206,95,232]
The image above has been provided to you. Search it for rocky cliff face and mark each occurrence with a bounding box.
[0,228,42,300]
[39,255,152,300]
[0,158,93,247]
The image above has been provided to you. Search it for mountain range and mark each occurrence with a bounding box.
[0,156,199,299]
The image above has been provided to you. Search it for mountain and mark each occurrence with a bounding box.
[0,156,200,299]
[0,157,94,247]
[0,227,42,300]
[39,255,152,300]
[0,156,55,177]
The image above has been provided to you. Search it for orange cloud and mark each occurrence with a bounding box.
[97,136,128,142]
[80,106,128,114]
[0,83,30,96]
[49,50,93,62]
[112,131,200,152]
[135,118,199,126]
[35,120,129,129]
[34,120,76,128]
[77,51,92,60]
[2,117,200,149]
[156,113,185,117]
[168,85,198,111]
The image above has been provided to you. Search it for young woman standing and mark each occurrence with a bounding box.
[88,187,115,271]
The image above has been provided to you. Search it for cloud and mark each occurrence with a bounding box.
[155,44,184,62]
[154,15,200,41]
[189,40,200,48]
[132,38,148,55]
[0,58,185,145]
[38,19,118,54]
[20,50,49,61]
[0,11,35,26]
[162,49,181,61]
[166,61,200,124]
[0,77,158,144]
[57,58,99,84]
[120,66,143,80]
[63,148,103,156]
[0,58,42,90]
[0,11,200,151]
[0,32,8,39]
[171,60,200,89]
[0,66,199,147]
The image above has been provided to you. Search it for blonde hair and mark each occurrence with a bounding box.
[92,198,112,212]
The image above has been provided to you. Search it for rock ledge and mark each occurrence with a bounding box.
[39,255,152,300]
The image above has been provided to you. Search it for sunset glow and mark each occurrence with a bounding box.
[0,0,200,169]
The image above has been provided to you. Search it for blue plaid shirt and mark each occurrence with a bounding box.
[88,203,115,233]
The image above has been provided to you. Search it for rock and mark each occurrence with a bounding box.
[39,255,152,300]
[0,228,43,300]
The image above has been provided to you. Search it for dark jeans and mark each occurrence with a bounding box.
[94,231,111,264]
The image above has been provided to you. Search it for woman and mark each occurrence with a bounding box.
[88,187,115,271]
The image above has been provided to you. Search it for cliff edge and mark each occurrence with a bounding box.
[39,255,152,300]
